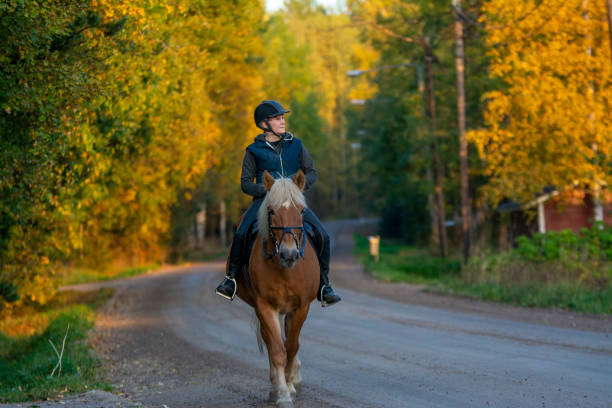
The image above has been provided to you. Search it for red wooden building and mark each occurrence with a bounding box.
[497,189,612,246]
[536,189,612,233]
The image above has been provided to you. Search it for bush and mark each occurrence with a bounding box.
[459,223,612,313]
[516,222,612,262]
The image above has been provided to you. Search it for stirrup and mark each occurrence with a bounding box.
[215,276,237,301]
[319,285,341,308]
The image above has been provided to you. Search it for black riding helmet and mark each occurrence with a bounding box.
[254,100,290,137]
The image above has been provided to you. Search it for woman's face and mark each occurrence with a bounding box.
[266,114,285,134]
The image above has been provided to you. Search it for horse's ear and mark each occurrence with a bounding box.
[292,170,306,191]
[263,170,275,191]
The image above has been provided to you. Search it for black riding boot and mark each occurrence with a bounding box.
[215,200,262,301]
[304,212,341,307]
[317,255,342,307]
[215,239,241,300]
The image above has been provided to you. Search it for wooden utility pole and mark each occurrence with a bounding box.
[453,0,470,263]
[425,46,448,257]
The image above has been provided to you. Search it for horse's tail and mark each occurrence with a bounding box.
[252,313,264,354]
[252,312,286,354]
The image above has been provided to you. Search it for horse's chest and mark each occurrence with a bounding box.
[278,295,302,314]
[261,285,303,312]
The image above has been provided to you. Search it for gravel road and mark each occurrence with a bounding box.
[4,219,612,408]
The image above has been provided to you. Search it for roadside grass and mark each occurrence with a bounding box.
[354,233,612,314]
[61,250,227,287]
[450,252,612,314]
[353,233,462,284]
[59,263,161,286]
[0,288,114,402]
[440,279,612,314]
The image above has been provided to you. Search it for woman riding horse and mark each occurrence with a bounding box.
[215,100,341,307]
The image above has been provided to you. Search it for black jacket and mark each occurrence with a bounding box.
[240,133,317,199]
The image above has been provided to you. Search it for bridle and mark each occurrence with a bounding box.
[263,208,306,260]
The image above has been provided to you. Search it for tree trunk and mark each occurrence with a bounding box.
[416,61,439,252]
[453,0,470,263]
[196,203,206,249]
[498,213,509,251]
[425,49,447,257]
[427,166,439,251]
[419,65,440,252]
[584,1,603,223]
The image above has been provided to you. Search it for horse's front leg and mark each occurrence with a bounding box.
[256,305,293,408]
[284,305,310,398]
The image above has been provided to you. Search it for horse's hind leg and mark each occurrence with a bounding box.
[256,305,293,407]
[284,305,310,397]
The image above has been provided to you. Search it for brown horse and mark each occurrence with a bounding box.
[230,170,319,408]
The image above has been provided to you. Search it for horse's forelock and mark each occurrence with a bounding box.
[257,177,306,237]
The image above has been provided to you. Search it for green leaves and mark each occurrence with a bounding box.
[514,223,612,282]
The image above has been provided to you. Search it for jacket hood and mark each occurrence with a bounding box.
[254,132,294,143]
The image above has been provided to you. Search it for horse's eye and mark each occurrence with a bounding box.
[269,210,275,216]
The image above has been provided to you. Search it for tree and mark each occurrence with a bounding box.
[0,0,265,311]
[0,1,128,309]
[452,0,471,262]
[347,0,491,249]
[79,0,264,267]
[468,0,612,208]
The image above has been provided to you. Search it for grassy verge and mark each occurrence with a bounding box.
[353,233,461,284]
[59,263,161,286]
[441,279,612,314]
[452,252,612,314]
[61,251,227,287]
[353,233,612,314]
[0,288,114,402]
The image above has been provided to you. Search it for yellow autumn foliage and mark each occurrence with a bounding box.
[468,0,612,206]
[0,0,265,311]
[2,0,381,311]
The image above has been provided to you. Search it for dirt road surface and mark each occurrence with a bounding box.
[5,219,612,408]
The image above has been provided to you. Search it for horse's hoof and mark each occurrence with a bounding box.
[277,401,294,408]
[288,383,296,397]
[269,390,278,403]
[270,390,292,403]
[293,382,302,396]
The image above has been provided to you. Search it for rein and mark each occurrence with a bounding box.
[263,210,306,260]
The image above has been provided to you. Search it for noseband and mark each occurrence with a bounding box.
[263,209,306,260]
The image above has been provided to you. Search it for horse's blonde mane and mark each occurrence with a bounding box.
[257,177,307,237]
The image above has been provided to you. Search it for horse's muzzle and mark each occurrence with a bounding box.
[279,246,300,268]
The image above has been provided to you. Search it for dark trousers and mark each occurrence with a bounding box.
[227,200,331,287]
